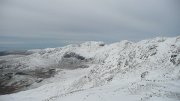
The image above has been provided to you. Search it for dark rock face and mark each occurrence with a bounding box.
[63,52,85,60]
[141,71,149,79]
[60,52,90,69]
[15,72,28,75]
[99,43,105,46]
[170,54,177,65]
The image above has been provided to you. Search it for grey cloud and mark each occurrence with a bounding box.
[0,0,180,50]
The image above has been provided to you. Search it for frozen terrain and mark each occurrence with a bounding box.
[0,36,180,101]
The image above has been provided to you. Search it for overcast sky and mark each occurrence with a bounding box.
[0,0,180,50]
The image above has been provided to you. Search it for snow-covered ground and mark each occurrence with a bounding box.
[0,36,180,101]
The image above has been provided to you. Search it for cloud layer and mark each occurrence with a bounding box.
[0,0,180,50]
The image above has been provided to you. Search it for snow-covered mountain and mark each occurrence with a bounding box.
[0,36,180,101]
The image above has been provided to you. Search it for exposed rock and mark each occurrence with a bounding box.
[63,52,85,60]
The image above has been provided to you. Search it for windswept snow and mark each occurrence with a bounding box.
[0,37,180,101]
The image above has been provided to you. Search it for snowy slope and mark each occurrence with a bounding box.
[0,36,180,101]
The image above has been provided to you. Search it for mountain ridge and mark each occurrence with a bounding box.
[0,36,180,101]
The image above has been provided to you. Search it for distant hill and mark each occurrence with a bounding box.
[0,50,33,56]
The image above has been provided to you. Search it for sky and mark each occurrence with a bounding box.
[0,0,180,50]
